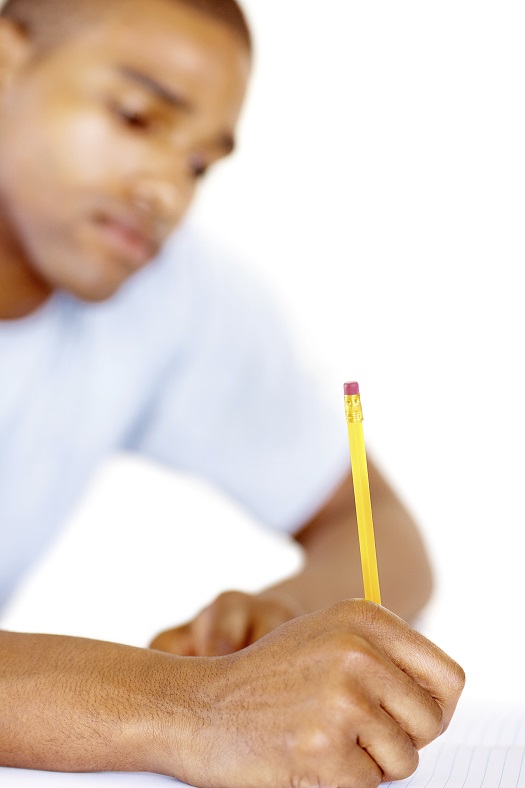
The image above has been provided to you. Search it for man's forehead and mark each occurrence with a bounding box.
[0,0,251,54]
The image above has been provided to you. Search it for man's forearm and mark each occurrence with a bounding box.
[0,630,199,777]
[259,464,433,623]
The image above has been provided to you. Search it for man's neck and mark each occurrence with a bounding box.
[0,257,52,320]
[0,210,53,319]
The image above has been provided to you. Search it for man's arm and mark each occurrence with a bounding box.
[0,630,193,775]
[269,459,433,621]
[0,602,465,786]
[151,459,433,656]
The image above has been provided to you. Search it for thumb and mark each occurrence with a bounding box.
[149,623,196,656]
[193,602,252,656]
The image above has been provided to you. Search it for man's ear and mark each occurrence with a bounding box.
[0,18,31,94]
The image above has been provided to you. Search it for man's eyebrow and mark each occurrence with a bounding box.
[116,65,236,155]
[117,66,193,111]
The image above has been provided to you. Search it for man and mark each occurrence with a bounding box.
[0,1,464,785]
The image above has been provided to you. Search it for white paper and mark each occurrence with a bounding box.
[383,700,525,787]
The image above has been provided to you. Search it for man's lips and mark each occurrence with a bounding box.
[92,212,160,268]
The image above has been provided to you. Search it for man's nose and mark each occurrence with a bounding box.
[131,176,191,226]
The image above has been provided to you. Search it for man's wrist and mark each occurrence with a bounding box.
[137,650,222,782]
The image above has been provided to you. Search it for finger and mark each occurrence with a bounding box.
[376,626,464,732]
[339,601,466,730]
[193,595,252,656]
[299,731,384,788]
[346,632,447,750]
[354,700,420,782]
[324,743,384,788]
[149,623,196,656]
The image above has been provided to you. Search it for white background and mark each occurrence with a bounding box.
[3,1,524,703]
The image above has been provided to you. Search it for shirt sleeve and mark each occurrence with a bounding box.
[125,229,350,533]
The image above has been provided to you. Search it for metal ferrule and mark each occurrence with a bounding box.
[344,394,364,423]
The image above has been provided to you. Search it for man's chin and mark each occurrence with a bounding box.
[63,269,131,303]
[75,281,127,303]
[61,253,143,302]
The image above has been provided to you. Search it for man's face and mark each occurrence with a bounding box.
[0,0,250,301]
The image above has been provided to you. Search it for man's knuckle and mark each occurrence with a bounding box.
[214,590,247,609]
[449,661,466,693]
[289,723,334,761]
[387,746,419,782]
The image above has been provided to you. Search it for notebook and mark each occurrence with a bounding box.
[384,699,525,787]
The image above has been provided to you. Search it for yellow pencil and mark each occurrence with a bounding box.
[344,382,381,605]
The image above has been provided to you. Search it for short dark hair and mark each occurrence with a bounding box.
[1,0,252,53]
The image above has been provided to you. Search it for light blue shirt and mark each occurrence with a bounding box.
[0,225,349,609]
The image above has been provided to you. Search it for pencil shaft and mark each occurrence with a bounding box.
[346,420,381,605]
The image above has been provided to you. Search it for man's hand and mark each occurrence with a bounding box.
[149,589,305,655]
[162,599,465,788]
[1,601,464,787]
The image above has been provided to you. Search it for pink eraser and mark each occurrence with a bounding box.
[344,381,360,396]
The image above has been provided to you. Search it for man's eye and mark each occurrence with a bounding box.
[113,105,152,130]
